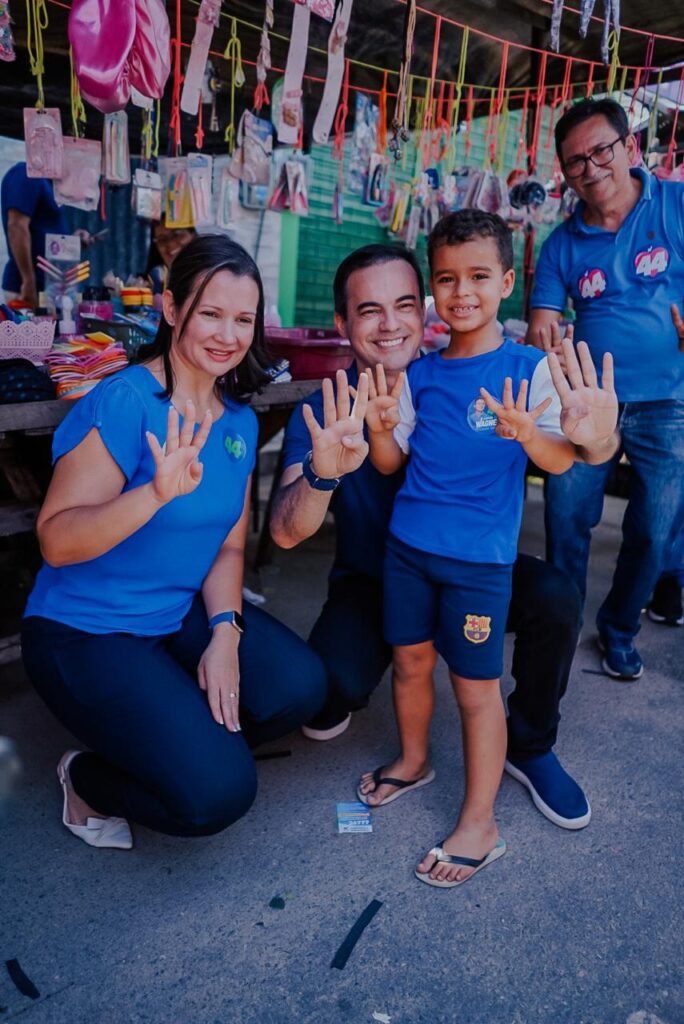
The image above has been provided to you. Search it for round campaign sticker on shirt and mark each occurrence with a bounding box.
[224,432,248,461]
[467,397,498,433]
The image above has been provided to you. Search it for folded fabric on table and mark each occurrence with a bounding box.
[45,333,129,399]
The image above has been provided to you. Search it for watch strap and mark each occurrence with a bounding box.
[208,610,245,633]
[302,450,340,491]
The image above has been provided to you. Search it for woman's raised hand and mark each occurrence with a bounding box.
[146,401,213,504]
[480,377,552,444]
[364,364,405,435]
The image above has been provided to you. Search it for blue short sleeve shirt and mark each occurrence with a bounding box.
[531,168,684,402]
[1,163,68,293]
[25,365,258,635]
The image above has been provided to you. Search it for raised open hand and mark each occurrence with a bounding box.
[480,377,552,444]
[538,320,573,372]
[547,338,617,448]
[146,401,212,504]
[364,363,405,435]
[671,302,684,353]
[301,369,369,480]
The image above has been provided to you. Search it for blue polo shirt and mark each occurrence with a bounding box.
[391,343,563,565]
[25,365,257,635]
[1,162,68,293]
[531,168,684,403]
[282,364,403,583]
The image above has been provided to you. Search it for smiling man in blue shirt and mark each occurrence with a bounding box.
[528,98,684,681]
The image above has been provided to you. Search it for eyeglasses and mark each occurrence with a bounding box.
[562,135,626,179]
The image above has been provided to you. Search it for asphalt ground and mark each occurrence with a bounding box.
[1,483,682,1024]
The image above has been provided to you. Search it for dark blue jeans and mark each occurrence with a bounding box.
[21,598,326,837]
[660,527,684,587]
[545,400,684,641]
[308,554,581,760]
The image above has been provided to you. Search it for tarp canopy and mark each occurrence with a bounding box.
[3,0,683,151]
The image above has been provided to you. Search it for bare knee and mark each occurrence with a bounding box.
[393,642,436,684]
[451,675,502,716]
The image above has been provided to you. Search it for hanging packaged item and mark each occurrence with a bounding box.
[364,153,389,207]
[229,111,273,186]
[103,111,131,185]
[54,138,102,211]
[132,168,163,220]
[216,165,239,230]
[268,156,309,216]
[187,153,214,229]
[347,94,378,196]
[0,1,15,61]
[163,158,194,228]
[181,0,221,114]
[24,108,64,179]
[473,171,510,218]
[292,0,334,19]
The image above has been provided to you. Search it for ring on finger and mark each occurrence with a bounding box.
[229,692,238,699]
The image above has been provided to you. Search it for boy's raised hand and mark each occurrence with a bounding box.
[480,377,552,444]
[301,369,369,479]
[364,364,405,435]
[547,338,617,448]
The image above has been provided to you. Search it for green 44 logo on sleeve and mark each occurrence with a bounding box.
[224,433,247,461]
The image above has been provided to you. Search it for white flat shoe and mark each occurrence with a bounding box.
[57,750,133,850]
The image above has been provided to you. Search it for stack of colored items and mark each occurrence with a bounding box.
[45,332,128,399]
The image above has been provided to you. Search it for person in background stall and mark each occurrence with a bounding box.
[1,162,68,308]
[528,97,684,680]
[271,240,618,855]
[145,221,197,294]
[21,235,326,850]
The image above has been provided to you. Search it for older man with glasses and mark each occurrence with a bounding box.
[528,97,684,681]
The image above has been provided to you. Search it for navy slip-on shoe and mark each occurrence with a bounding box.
[597,634,643,680]
[505,751,591,830]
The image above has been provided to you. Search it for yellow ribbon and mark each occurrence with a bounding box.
[224,18,245,153]
[605,31,620,94]
[25,0,48,108]
[69,48,87,138]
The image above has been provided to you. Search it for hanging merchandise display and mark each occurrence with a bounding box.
[389,0,416,158]
[0,1,15,61]
[312,0,355,145]
[24,107,64,179]
[216,164,239,230]
[230,111,274,186]
[132,167,163,220]
[103,111,131,185]
[162,157,194,228]
[277,2,310,144]
[348,93,378,195]
[254,0,274,112]
[181,0,221,115]
[269,153,310,215]
[187,153,214,228]
[53,137,102,211]
[365,153,389,207]
[69,0,171,113]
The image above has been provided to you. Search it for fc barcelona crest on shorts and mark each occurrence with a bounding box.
[463,614,491,644]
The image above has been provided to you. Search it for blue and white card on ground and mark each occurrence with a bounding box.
[336,802,373,833]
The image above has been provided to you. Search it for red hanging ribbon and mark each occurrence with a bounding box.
[528,52,547,173]
[585,62,596,97]
[464,85,475,157]
[195,95,204,150]
[560,55,573,109]
[665,65,684,171]
[333,59,350,161]
[168,0,184,152]
[516,87,530,167]
[378,71,388,152]
[254,81,270,112]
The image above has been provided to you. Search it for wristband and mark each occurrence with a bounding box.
[301,450,340,491]
[208,610,245,634]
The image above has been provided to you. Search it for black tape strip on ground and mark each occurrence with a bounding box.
[254,750,292,761]
[330,899,383,970]
[6,959,40,999]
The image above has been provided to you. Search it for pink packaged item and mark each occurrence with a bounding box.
[128,0,171,101]
[54,138,102,212]
[69,0,136,112]
[24,108,64,179]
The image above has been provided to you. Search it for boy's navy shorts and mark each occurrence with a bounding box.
[383,535,513,680]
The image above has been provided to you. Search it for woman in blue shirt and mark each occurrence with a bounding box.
[21,236,325,850]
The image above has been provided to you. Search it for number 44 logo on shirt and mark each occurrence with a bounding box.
[634,245,669,278]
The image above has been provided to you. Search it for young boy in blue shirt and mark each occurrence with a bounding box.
[359,210,577,888]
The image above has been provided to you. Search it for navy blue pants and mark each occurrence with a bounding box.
[309,553,581,760]
[21,597,326,837]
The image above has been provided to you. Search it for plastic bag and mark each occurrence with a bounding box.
[54,138,102,211]
[229,111,273,186]
[187,153,214,228]
[24,108,64,179]
[103,111,131,185]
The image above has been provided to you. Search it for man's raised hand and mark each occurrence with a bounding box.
[301,368,369,480]
[671,302,684,353]
[538,320,573,371]
[547,338,617,448]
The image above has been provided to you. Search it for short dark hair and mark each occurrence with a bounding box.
[333,244,425,319]
[555,98,629,158]
[428,210,514,272]
[138,234,270,404]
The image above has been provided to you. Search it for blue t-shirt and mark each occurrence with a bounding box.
[25,365,258,635]
[391,342,563,565]
[1,163,68,293]
[282,364,403,582]
[531,168,684,403]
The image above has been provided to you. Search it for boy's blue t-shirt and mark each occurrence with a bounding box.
[282,364,403,582]
[531,168,684,403]
[391,341,563,565]
[25,365,258,635]
[1,163,68,292]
